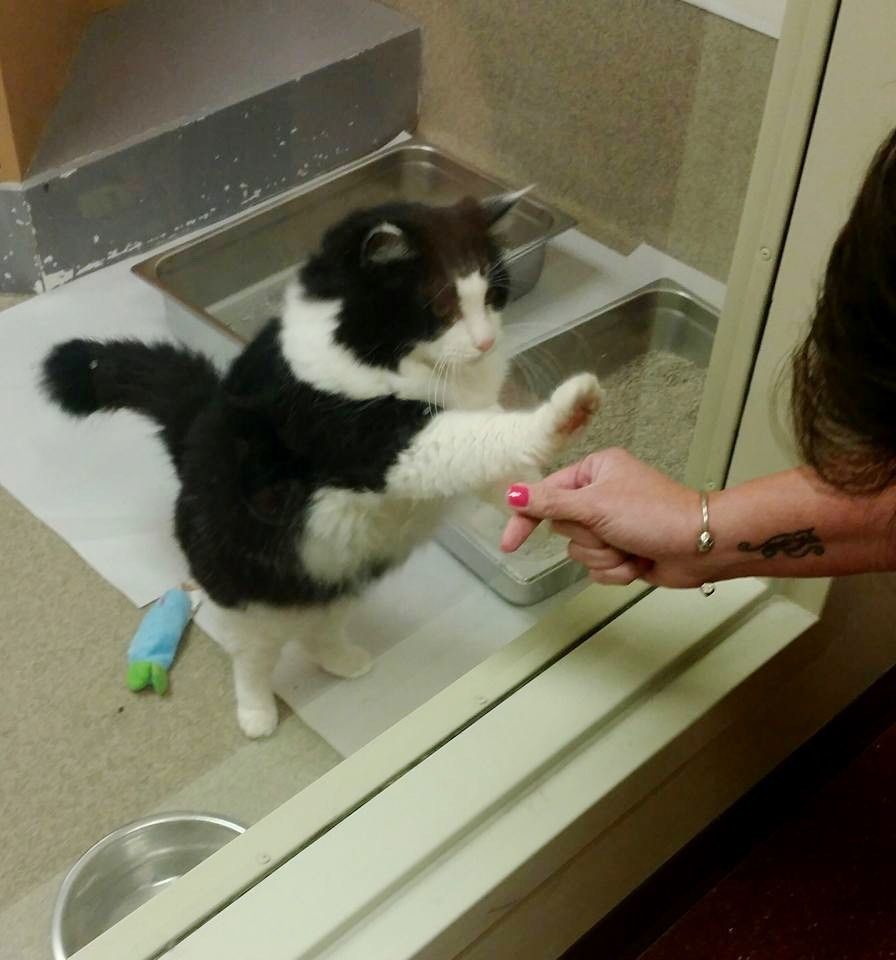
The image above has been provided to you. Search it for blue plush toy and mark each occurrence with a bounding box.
[126,587,198,695]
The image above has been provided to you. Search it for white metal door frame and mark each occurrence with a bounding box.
[74,0,895,957]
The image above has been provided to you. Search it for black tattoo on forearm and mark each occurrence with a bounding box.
[737,527,825,560]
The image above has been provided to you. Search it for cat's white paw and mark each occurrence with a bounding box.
[531,373,602,464]
[548,373,602,435]
[317,642,373,679]
[238,701,279,739]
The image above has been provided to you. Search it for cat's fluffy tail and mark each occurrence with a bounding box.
[41,338,220,469]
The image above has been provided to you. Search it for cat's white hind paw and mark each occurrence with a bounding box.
[317,642,373,679]
[238,702,279,738]
[548,373,602,436]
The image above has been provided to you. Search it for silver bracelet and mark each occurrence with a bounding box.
[697,491,715,597]
[697,491,714,553]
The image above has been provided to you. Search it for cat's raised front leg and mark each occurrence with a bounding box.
[385,372,602,499]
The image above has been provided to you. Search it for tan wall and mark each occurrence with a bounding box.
[0,0,126,181]
[386,0,775,281]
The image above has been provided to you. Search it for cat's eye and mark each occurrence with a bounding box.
[484,287,503,308]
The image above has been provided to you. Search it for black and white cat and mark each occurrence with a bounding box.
[42,194,601,737]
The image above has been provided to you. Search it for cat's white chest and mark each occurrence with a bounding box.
[299,487,446,584]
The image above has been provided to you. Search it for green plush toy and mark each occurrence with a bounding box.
[126,587,200,695]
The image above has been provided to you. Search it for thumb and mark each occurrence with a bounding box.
[506,481,594,524]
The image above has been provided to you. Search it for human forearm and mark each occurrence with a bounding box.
[501,450,896,589]
[694,468,896,583]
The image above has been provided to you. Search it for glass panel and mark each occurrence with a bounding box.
[5,3,782,956]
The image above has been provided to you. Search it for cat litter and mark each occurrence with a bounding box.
[437,281,717,604]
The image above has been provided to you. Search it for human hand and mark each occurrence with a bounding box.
[501,447,707,587]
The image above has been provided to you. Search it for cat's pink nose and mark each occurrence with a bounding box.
[476,337,495,353]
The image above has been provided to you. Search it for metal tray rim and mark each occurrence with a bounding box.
[440,278,721,605]
[508,277,719,357]
[132,138,576,330]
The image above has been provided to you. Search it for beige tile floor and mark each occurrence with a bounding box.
[0,293,29,311]
[0,294,341,958]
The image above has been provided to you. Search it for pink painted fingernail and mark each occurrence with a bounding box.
[507,484,530,508]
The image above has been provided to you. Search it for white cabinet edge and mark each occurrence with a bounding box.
[677,0,785,37]
[161,580,816,960]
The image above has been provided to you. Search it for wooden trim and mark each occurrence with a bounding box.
[0,69,23,182]
[0,0,124,182]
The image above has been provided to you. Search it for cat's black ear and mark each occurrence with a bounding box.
[481,185,534,228]
[362,222,416,266]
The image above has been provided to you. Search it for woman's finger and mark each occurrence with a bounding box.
[567,542,627,570]
[587,557,653,586]
[502,461,590,551]
[505,472,594,525]
[551,520,604,548]
[500,513,541,552]
[526,462,583,492]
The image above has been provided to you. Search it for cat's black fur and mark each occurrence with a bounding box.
[41,198,511,609]
[302,198,508,366]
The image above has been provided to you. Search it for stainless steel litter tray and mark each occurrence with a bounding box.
[133,139,575,352]
[436,279,720,605]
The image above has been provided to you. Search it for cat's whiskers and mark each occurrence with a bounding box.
[348,396,384,417]
[484,262,508,282]
[484,264,510,285]
[447,348,476,410]
[440,354,455,410]
[424,359,438,415]
[447,354,461,410]
[437,354,454,410]
[437,355,450,411]
[513,347,568,403]
[511,351,540,403]
[422,281,453,311]
[426,355,448,415]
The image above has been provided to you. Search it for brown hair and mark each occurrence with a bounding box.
[791,126,896,493]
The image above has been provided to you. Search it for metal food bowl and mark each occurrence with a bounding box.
[51,812,245,959]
